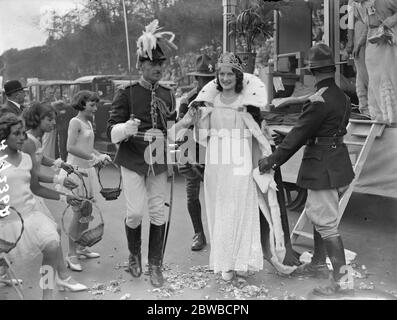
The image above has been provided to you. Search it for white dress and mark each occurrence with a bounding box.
[57,117,99,199]
[203,94,263,273]
[0,152,59,261]
[27,132,54,219]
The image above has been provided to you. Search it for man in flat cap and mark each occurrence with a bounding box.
[177,54,216,251]
[1,80,26,115]
[259,44,355,296]
[107,20,177,288]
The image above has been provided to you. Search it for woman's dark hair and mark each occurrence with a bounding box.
[216,68,244,93]
[71,90,100,111]
[23,101,56,130]
[0,112,24,141]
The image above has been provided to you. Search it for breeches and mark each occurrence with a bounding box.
[121,167,168,228]
[304,186,348,239]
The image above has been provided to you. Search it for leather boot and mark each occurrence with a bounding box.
[313,236,353,296]
[292,227,329,278]
[125,222,142,278]
[148,223,165,287]
[188,197,206,251]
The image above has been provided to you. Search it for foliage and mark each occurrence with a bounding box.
[0,0,222,82]
[229,0,290,53]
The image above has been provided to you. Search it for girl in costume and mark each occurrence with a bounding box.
[0,113,84,299]
[59,90,111,272]
[21,102,87,292]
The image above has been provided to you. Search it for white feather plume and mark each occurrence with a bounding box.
[136,19,178,61]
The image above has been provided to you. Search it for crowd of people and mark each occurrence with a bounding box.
[0,5,396,299]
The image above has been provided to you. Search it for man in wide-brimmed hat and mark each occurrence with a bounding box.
[259,43,355,296]
[177,54,216,251]
[107,20,177,288]
[1,80,26,115]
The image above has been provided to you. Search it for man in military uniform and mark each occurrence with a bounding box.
[107,21,176,287]
[177,54,215,251]
[259,44,355,295]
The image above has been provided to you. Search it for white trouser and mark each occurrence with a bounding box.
[121,167,168,229]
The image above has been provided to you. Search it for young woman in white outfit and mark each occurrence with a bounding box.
[60,91,111,271]
[0,113,84,299]
[21,102,87,292]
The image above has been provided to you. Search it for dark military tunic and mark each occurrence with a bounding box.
[107,79,176,176]
[267,77,355,190]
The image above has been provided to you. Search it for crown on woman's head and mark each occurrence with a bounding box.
[217,52,244,73]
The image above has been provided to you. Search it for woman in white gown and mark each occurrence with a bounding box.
[171,52,296,280]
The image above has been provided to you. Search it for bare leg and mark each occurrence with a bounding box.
[41,241,59,300]
[68,207,88,257]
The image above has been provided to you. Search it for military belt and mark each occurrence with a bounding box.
[307,136,344,146]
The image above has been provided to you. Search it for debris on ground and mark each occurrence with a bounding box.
[120,293,131,300]
[149,264,212,298]
[89,280,122,296]
[358,282,375,290]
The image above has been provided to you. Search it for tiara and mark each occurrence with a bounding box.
[216,52,244,73]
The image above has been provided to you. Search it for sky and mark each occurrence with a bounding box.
[0,0,84,55]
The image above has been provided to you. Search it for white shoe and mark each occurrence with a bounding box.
[76,247,100,259]
[221,271,234,281]
[0,274,23,287]
[56,275,88,292]
[65,256,83,272]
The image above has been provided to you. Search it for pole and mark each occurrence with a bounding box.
[223,0,237,53]
[122,0,132,73]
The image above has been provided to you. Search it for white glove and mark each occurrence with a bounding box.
[110,119,140,144]
[124,118,140,137]
[98,154,112,164]
[88,153,102,167]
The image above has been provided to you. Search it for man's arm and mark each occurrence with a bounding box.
[107,88,136,144]
[259,99,328,172]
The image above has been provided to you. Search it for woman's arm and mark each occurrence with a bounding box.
[29,155,80,206]
[22,139,54,183]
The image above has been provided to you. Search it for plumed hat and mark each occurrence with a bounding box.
[136,19,177,67]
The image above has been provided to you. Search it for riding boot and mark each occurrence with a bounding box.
[313,236,353,296]
[293,227,329,278]
[148,223,165,287]
[125,221,142,278]
[188,199,206,251]
[274,166,301,266]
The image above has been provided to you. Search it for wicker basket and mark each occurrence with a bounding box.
[61,201,104,248]
[0,207,24,254]
[96,162,122,201]
[62,170,104,247]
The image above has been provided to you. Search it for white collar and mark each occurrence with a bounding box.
[8,99,21,109]
[195,73,268,111]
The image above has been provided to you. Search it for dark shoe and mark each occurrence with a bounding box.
[149,264,164,287]
[292,262,329,279]
[148,223,166,287]
[125,222,142,278]
[191,232,206,251]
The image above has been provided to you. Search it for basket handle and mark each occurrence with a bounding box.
[61,199,104,243]
[0,207,25,253]
[68,170,88,199]
[96,162,122,190]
